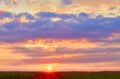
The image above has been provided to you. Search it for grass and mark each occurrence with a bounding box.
[0,71,120,79]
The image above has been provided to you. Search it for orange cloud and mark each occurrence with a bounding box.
[24,39,99,49]
[0,44,30,67]
[19,16,35,23]
[0,18,13,24]
[42,53,85,59]
[1,0,120,17]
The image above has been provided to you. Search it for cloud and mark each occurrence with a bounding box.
[16,12,35,20]
[0,12,120,43]
[62,0,72,5]
[10,43,120,58]
[0,0,120,16]
[0,11,14,19]
[0,11,119,67]
[22,53,120,65]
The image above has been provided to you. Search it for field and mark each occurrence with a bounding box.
[0,71,120,79]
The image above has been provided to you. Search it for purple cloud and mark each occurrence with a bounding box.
[22,53,120,65]
[0,12,120,43]
[0,11,14,19]
[62,0,72,5]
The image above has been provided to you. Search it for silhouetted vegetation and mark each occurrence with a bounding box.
[0,71,120,79]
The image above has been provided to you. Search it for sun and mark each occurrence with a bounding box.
[46,64,56,72]
[47,66,52,71]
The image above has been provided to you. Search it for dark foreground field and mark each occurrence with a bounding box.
[0,71,120,79]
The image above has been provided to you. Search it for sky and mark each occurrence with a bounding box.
[0,0,120,71]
